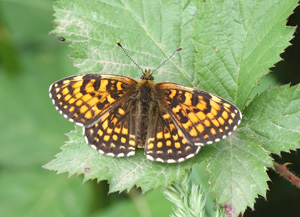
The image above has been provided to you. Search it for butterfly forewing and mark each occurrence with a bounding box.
[49,74,137,127]
[156,83,242,146]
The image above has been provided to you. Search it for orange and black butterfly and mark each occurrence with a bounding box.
[49,42,242,163]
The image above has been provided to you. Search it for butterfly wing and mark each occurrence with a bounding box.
[49,74,137,127]
[84,98,138,157]
[156,82,242,146]
[144,103,200,163]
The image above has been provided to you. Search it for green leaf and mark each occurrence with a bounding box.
[240,85,300,154]
[190,0,298,213]
[52,0,197,86]
[201,130,272,212]
[44,127,200,193]
[192,0,296,109]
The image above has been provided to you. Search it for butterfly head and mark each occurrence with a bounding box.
[117,41,182,81]
[140,69,154,81]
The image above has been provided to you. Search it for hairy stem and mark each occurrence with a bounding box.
[273,162,300,188]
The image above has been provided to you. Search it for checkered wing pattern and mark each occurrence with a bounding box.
[145,104,200,163]
[84,98,137,157]
[156,83,242,146]
[49,71,242,163]
[49,74,137,127]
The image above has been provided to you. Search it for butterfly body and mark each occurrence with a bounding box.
[134,70,156,148]
[50,70,242,163]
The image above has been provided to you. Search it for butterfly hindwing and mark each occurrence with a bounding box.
[145,104,200,163]
[84,98,137,157]
[49,74,137,127]
[156,82,242,146]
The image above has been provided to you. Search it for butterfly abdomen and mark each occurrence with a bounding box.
[135,80,158,148]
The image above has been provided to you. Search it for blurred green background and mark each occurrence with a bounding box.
[0,0,299,216]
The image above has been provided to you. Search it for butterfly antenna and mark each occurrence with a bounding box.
[117,41,144,74]
[151,46,183,75]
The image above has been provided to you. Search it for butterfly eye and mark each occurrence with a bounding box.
[140,75,145,79]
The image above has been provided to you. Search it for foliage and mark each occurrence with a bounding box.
[163,174,226,217]
[40,0,300,215]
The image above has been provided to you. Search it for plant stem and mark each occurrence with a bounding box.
[273,162,300,188]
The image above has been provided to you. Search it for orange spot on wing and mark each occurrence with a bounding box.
[118,108,125,115]
[207,113,214,120]
[64,94,72,101]
[157,132,163,139]
[196,124,204,133]
[165,133,171,139]
[84,111,92,119]
[210,100,221,110]
[88,97,99,106]
[169,90,177,98]
[104,135,110,141]
[218,117,225,125]
[188,112,198,123]
[102,119,108,130]
[121,137,126,143]
[197,111,206,120]
[122,127,128,135]
[113,134,118,141]
[68,98,76,104]
[81,94,92,102]
[175,142,181,149]
[71,80,83,88]
[75,92,83,100]
[189,128,198,137]
[80,105,89,113]
[211,108,218,116]
[204,119,210,127]
[148,143,154,149]
[163,113,170,120]
[62,88,69,95]
[212,119,220,127]
[166,140,172,146]
[99,80,108,91]
[211,128,216,135]
[85,85,95,93]
[184,92,192,105]
[107,128,113,134]
[129,140,135,146]
[222,111,229,119]
[116,82,123,90]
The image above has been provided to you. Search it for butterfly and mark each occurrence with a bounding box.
[49,42,242,163]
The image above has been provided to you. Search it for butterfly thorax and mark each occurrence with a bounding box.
[135,69,158,148]
[136,70,156,101]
